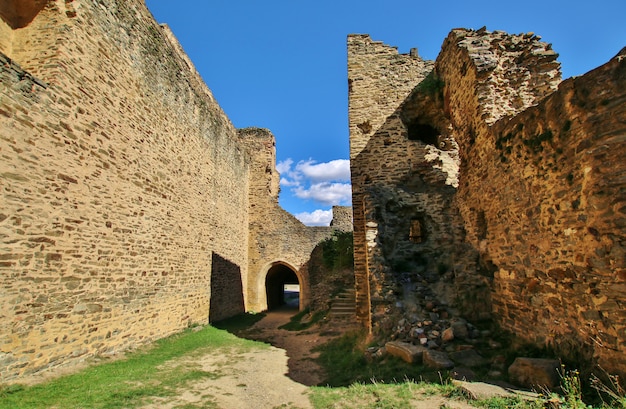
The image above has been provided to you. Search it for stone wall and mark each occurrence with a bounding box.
[348,28,626,375]
[330,205,353,232]
[348,34,434,327]
[0,0,250,381]
[239,127,345,312]
[209,253,245,323]
[455,46,626,375]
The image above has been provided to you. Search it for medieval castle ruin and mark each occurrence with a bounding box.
[1,0,625,384]
[349,30,626,377]
[0,0,351,381]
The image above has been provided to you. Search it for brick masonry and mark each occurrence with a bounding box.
[348,29,626,375]
[0,0,351,382]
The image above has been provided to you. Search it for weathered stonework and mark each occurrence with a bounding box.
[239,127,346,312]
[349,29,626,376]
[0,0,351,382]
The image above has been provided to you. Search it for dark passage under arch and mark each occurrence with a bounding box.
[265,263,300,310]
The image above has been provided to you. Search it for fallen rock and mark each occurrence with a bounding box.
[385,341,427,364]
[451,320,469,339]
[453,380,541,401]
[508,357,561,390]
[442,327,455,343]
[453,380,512,400]
[423,349,455,370]
[449,349,488,368]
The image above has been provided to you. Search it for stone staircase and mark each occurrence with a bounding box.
[328,288,356,321]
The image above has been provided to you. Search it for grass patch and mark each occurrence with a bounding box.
[0,325,267,409]
[314,330,447,387]
[279,308,325,331]
[310,380,458,409]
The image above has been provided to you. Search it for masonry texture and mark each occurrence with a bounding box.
[348,30,626,375]
[0,0,350,382]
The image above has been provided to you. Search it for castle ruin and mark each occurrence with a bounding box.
[0,0,349,381]
[0,0,625,385]
[349,30,626,376]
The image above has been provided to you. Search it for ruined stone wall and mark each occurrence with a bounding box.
[330,205,353,232]
[0,0,249,381]
[436,28,561,164]
[451,46,626,374]
[349,27,626,374]
[239,127,335,312]
[348,34,434,327]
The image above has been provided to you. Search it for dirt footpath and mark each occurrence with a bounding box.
[237,307,340,386]
[142,307,343,409]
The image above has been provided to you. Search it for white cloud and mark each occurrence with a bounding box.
[295,209,333,226]
[279,177,300,187]
[276,158,293,174]
[278,157,353,207]
[294,182,352,205]
[295,159,350,182]
[277,158,302,187]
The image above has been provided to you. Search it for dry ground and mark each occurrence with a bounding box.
[138,307,479,409]
[141,306,339,408]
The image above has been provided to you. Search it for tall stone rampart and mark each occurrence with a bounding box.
[0,0,250,381]
[349,27,626,375]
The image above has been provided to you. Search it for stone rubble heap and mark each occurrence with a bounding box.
[367,281,561,390]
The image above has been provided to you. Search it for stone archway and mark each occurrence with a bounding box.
[265,263,299,310]
[258,261,309,312]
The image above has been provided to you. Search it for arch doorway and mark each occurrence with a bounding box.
[265,263,300,310]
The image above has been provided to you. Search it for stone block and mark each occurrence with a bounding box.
[423,349,455,370]
[385,341,427,364]
[508,357,561,390]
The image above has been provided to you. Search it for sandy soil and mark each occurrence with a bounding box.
[141,306,350,409]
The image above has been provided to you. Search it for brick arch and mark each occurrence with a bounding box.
[256,260,309,312]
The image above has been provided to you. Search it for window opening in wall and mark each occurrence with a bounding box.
[409,218,424,243]
[406,119,439,146]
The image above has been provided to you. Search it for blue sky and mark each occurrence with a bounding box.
[145,1,626,226]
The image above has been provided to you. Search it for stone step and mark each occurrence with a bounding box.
[331,307,355,313]
[329,288,356,321]
[332,300,355,306]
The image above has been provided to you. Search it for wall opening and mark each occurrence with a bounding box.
[0,0,48,29]
[265,263,300,310]
[409,218,424,243]
[406,119,439,146]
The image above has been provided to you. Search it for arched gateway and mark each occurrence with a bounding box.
[263,261,305,310]
[240,128,353,314]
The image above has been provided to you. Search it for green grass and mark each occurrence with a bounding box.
[310,381,459,409]
[314,330,448,387]
[0,325,267,409]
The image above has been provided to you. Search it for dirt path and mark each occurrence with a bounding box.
[236,306,343,386]
[142,346,313,409]
[141,307,351,409]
